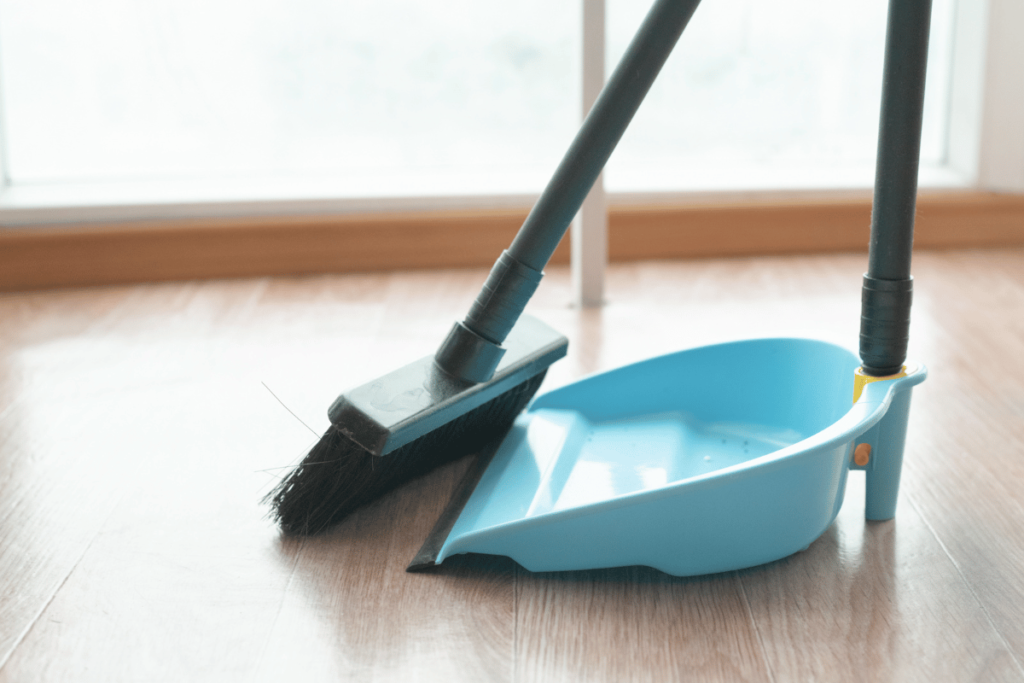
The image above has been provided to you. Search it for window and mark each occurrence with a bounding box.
[0,0,581,203]
[0,0,1018,227]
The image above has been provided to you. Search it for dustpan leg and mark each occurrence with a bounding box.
[857,388,916,521]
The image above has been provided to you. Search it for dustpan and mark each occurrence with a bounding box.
[410,0,933,576]
[411,339,925,575]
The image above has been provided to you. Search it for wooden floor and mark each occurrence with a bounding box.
[1,248,1023,682]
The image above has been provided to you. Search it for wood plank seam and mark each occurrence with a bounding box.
[737,576,779,683]
[512,563,520,683]
[0,515,110,673]
[249,542,306,681]
[905,494,1024,676]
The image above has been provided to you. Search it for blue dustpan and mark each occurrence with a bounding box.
[410,338,925,576]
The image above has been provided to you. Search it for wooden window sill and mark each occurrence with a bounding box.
[1,190,1022,291]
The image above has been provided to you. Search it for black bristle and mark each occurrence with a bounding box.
[265,370,548,535]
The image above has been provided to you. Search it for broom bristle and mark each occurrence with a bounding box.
[265,370,547,535]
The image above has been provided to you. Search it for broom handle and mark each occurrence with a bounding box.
[860,0,933,376]
[444,0,702,367]
[506,0,701,272]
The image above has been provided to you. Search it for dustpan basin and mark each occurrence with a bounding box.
[428,338,926,576]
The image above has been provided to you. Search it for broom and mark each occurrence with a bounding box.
[266,0,704,535]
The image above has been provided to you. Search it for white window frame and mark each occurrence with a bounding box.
[949,0,1024,192]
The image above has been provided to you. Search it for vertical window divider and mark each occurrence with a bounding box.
[0,24,10,191]
[571,0,608,308]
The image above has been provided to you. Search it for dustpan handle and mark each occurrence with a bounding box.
[436,0,702,382]
[860,0,932,376]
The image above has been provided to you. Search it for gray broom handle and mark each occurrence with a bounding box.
[460,0,701,349]
[860,0,932,376]
[507,0,702,272]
